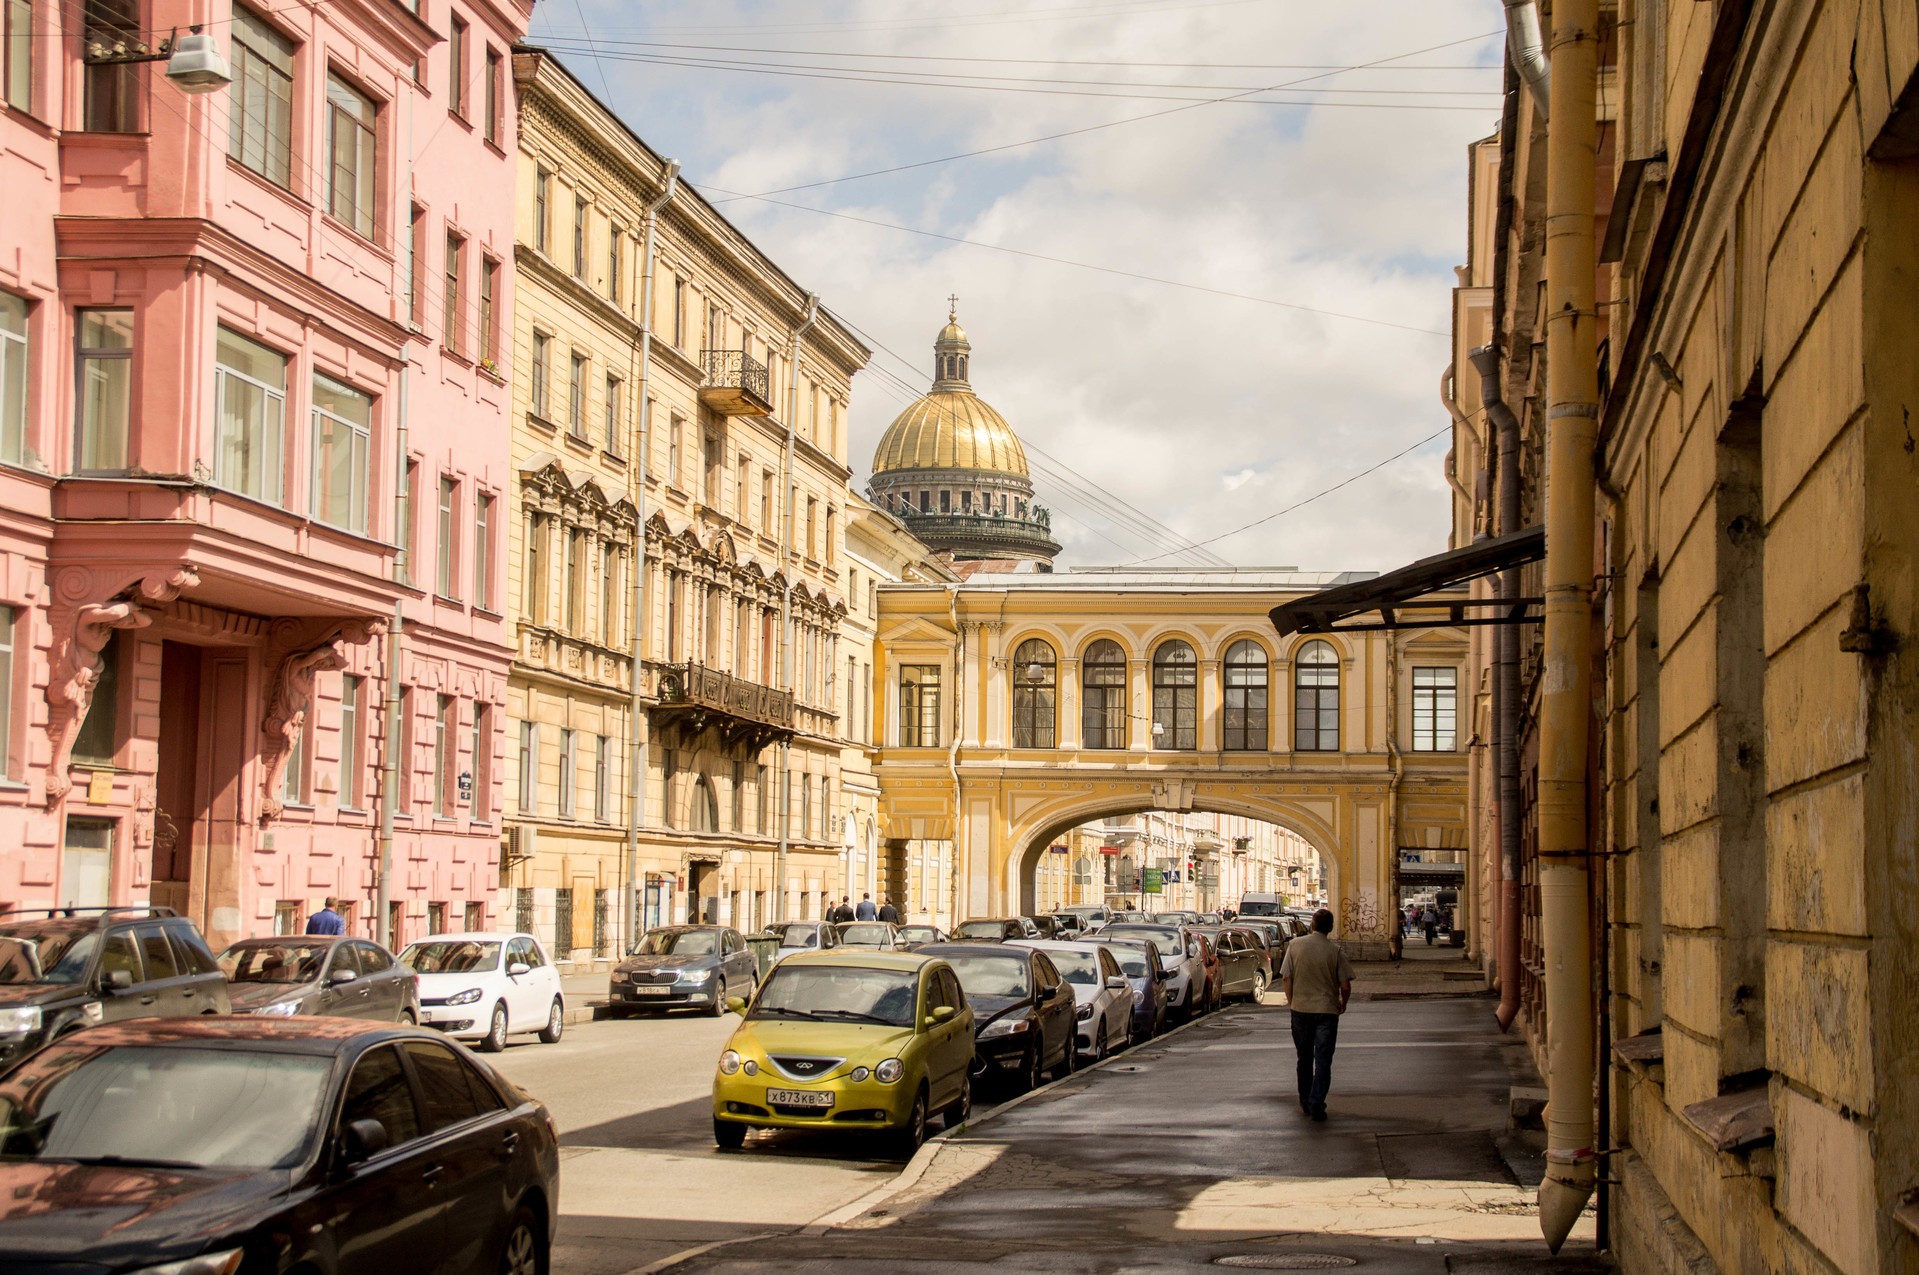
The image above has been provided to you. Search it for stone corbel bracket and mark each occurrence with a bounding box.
[258,618,384,825]
[46,568,200,808]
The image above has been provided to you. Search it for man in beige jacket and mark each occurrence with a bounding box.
[1278,908,1355,1121]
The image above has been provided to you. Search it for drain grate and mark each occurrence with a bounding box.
[1214,1257,1358,1270]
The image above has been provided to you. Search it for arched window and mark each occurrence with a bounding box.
[1011,638,1056,748]
[689,774,719,832]
[1223,639,1269,751]
[1294,640,1340,751]
[1081,639,1126,749]
[1151,640,1197,749]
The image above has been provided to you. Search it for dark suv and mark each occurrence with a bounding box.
[0,906,232,1071]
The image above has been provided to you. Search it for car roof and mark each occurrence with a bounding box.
[224,934,348,946]
[648,924,730,932]
[61,1015,433,1054]
[776,949,937,973]
[916,942,1029,960]
[409,932,527,943]
[1010,939,1112,954]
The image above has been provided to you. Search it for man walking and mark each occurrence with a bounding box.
[1278,908,1354,1122]
[855,893,878,921]
[876,897,901,924]
[305,897,345,936]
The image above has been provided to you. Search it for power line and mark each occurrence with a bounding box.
[541,0,1273,40]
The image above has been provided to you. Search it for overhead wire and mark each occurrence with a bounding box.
[544,0,1275,40]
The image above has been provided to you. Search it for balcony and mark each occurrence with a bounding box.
[698,350,774,417]
[652,661,795,753]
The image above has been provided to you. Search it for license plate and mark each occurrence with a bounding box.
[766,1088,834,1108]
[630,987,671,997]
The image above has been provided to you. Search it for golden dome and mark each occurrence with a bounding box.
[938,319,969,346]
[872,390,1029,476]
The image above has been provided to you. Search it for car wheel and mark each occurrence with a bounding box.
[1090,1022,1107,1063]
[1252,969,1270,1002]
[945,1070,972,1129]
[499,1205,545,1275]
[891,1087,928,1158]
[1019,1044,1043,1094]
[479,1002,509,1053]
[399,1009,417,1026]
[713,1118,747,1149]
[538,999,564,1044]
[1058,1032,1077,1077]
[706,976,727,1017]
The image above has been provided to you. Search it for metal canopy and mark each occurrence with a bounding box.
[1269,524,1546,636]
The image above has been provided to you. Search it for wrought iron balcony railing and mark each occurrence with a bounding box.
[698,350,773,417]
[653,661,794,751]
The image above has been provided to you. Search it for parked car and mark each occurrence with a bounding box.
[897,925,948,951]
[1193,926,1269,1000]
[1237,891,1283,917]
[836,921,904,951]
[1099,923,1205,1020]
[1150,910,1202,925]
[712,950,973,1156]
[1023,915,1058,938]
[610,925,759,1016]
[1010,939,1134,1061]
[218,936,419,1022]
[1189,931,1223,1013]
[768,920,844,964]
[1045,912,1088,937]
[400,932,564,1052]
[1110,911,1151,924]
[918,943,1076,1092]
[0,905,230,1071]
[1235,917,1292,966]
[0,1016,558,1274]
[1057,905,1116,930]
[951,918,1027,942]
[1095,936,1169,1040]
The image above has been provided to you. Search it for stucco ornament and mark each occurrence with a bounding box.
[45,568,200,807]
[259,619,383,825]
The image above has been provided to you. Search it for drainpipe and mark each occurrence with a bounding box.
[1384,637,1404,960]
[1535,0,1600,1250]
[377,367,409,951]
[1439,364,1480,527]
[774,293,820,922]
[945,584,964,927]
[1471,343,1524,1034]
[1503,0,1550,121]
[625,159,679,950]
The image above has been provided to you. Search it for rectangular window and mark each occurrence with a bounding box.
[530,332,550,418]
[436,476,458,598]
[568,352,587,439]
[442,229,464,354]
[669,415,684,487]
[573,196,588,279]
[534,166,551,253]
[325,73,378,239]
[0,291,24,464]
[83,0,140,131]
[471,703,490,820]
[474,492,494,609]
[406,205,426,328]
[76,309,134,473]
[4,0,31,113]
[594,734,609,821]
[339,673,363,808]
[228,5,294,187]
[603,376,622,455]
[703,428,722,505]
[433,695,453,816]
[899,665,941,748]
[0,607,13,777]
[311,374,373,533]
[798,774,810,840]
[479,255,499,363]
[1412,667,1458,751]
[805,498,818,560]
[736,457,749,525]
[484,47,502,145]
[399,458,419,585]
[600,541,617,646]
[565,529,585,631]
[825,506,836,564]
[71,632,121,764]
[213,327,287,504]
[518,721,537,812]
[524,514,547,623]
[282,712,310,805]
[761,468,773,530]
[607,224,622,303]
[672,277,685,347]
[447,14,467,118]
[557,728,576,817]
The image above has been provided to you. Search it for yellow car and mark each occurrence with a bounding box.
[712,950,975,1154]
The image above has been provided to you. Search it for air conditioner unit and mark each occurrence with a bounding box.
[503,824,538,862]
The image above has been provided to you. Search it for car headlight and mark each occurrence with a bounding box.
[128,1249,244,1275]
[874,1058,904,1084]
[610,971,630,983]
[680,968,714,984]
[850,1066,871,1082]
[1076,1005,1094,1020]
[0,1006,42,1036]
[250,1001,300,1018]
[742,1059,759,1076]
[445,988,484,1005]
[718,1050,741,1075]
[979,1016,1029,1039]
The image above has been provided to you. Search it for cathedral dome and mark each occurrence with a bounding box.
[872,391,1029,477]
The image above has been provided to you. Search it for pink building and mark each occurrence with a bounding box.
[0,0,531,951]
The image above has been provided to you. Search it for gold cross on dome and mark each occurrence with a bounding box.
[947,294,959,320]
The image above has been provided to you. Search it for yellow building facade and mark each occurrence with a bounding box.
[504,52,869,963]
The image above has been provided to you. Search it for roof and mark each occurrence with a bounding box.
[1269,525,1546,636]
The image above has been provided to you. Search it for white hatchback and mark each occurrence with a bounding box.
[399,931,565,1052]
[1010,939,1136,1061]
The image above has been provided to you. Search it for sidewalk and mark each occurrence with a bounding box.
[654,985,1605,1274]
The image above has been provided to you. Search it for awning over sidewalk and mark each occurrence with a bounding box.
[1269,524,1546,635]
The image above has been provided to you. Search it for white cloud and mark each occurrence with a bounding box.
[543,0,1504,573]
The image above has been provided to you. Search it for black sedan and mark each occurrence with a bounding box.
[609,925,759,1016]
[917,943,1076,1093]
[218,936,420,1023]
[0,1017,558,1274]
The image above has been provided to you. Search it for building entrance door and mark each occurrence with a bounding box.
[154,641,250,948]
[688,860,717,923]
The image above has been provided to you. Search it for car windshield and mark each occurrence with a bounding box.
[770,924,820,948]
[954,921,1008,939]
[750,965,918,1027]
[0,1045,330,1170]
[839,924,891,947]
[0,924,99,986]
[942,953,1030,998]
[400,941,500,974]
[1237,900,1279,916]
[636,930,717,956]
[1107,948,1153,978]
[1103,927,1183,958]
[219,942,332,984]
[899,927,937,941]
[1043,951,1101,985]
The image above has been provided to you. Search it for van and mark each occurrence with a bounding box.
[1237,892,1282,917]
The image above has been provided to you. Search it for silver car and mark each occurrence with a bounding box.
[767,920,843,964]
[1098,924,1202,1018]
[218,936,420,1022]
[835,921,904,950]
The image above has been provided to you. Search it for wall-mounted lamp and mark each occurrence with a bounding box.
[85,25,232,94]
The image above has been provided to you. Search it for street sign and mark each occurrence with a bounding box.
[1143,867,1164,894]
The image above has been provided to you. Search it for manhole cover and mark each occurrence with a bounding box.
[1214,1257,1358,1270]
[1108,1064,1144,1072]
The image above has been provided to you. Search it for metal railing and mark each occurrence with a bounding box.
[655,661,795,730]
[700,349,771,405]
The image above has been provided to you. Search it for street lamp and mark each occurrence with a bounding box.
[84,25,233,94]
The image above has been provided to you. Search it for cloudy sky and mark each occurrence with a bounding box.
[529,0,1505,572]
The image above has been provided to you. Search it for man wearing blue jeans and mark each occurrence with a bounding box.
[1278,908,1355,1121]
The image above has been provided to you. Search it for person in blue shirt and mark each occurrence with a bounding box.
[305,897,346,936]
[855,893,878,921]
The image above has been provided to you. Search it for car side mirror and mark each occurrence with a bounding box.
[329,967,357,984]
[724,996,747,1015]
[1105,976,1129,991]
[103,969,134,993]
[507,962,532,977]
[1187,943,1201,958]
[927,1005,957,1025]
[341,1117,389,1166]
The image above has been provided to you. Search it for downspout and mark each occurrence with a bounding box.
[1536,0,1601,1250]
[1471,343,1524,1034]
[625,158,679,949]
[377,371,408,951]
[945,584,964,927]
[1439,364,1479,518]
[774,293,820,922]
[1385,637,1403,959]
[1503,0,1550,121]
